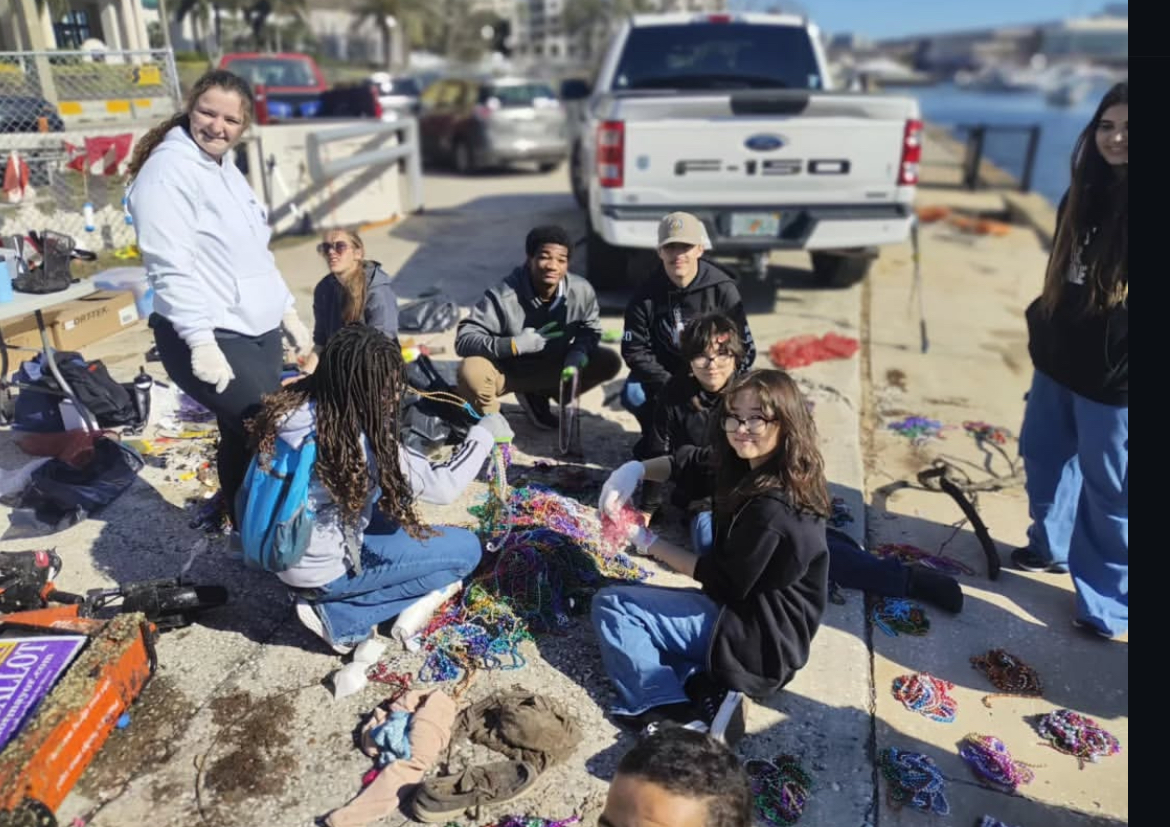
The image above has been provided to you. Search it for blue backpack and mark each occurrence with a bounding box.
[235,435,317,572]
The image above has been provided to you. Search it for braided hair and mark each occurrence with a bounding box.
[249,324,431,539]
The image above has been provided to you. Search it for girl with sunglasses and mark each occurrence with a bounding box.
[591,369,830,741]
[302,229,400,374]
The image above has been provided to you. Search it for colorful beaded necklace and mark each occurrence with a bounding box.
[1036,708,1122,769]
[745,755,814,827]
[959,733,1037,793]
[969,649,1043,706]
[871,598,931,637]
[877,748,949,815]
[891,673,958,723]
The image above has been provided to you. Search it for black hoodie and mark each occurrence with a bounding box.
[621,260,755,397]
[1025,191,1128,406]
[686,482,829,699]
[644,373,721,511]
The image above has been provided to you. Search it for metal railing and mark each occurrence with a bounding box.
[958,124,1042,194]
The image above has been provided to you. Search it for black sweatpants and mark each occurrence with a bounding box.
[150,314,283,523]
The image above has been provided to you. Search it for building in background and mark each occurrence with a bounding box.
[2,0,151,52]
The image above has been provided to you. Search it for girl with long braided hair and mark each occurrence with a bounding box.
[248,325,513,654]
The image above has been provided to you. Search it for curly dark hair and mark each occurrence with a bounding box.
[126,69,255,180]
[525,224,573,259]
[680,312,746,366]
[247,324,431,539]
[711,369,830,519]
[612,725,752,827]
[1040,80,1127,317]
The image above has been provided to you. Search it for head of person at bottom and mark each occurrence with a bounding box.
[248,323,430,538]
[524,224,573,302]
[600,724,752,827]
[713,369,830,518]
[681,313,745,394]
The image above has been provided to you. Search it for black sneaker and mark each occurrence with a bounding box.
[516,393,558,430]
[611,701,705,733]
[1011,547,1069,574]
[688,673,747,747]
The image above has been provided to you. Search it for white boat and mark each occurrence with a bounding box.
[1045,76,1093,106]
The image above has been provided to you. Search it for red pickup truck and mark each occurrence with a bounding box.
[217,52,382,123]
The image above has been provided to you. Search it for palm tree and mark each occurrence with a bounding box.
[562,0,656,61]
[353,0,433,71]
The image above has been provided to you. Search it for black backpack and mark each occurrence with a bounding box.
[15,352,139,431]
[400,355,473,455]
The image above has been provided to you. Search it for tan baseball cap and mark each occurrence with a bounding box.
[657,212,707,248]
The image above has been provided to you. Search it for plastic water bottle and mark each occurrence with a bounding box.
[122,195,133,225]
[0,252,14,304]
[132,365,153,426]
[83,202,95,232]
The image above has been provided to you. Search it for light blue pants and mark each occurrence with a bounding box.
[1019,369,1128,636]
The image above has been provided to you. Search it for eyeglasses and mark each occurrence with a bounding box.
[722,415,775,434]
[690,350,734,368]
[317,241,351,256]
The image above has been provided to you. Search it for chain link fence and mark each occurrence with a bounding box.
[1,50,182,250]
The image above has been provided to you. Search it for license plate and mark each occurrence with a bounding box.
[730,212,781,237]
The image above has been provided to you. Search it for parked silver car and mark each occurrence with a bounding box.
[417,75,569,173]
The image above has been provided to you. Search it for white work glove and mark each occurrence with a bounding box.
[282,309,314,360]
[511,327,549,356]
[599,460,645,519]
[629,525,660,556]
[190,342,235,394]
[477,412,514,444]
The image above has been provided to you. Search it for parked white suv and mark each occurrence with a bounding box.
[562,11,923,287]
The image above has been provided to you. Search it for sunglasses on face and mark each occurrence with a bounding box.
[317,241,352,256]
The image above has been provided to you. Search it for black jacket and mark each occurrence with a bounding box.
[1025,191,1128,406]
[621,260,755,397]
[682,482,829,699]
[645,373,720,511]
[455,266,602,368]
[313,260,399,347]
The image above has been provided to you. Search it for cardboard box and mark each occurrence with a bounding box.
[44,289,139,351]
[0,290,138,358]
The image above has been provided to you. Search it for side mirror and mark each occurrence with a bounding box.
[560,78,591,101]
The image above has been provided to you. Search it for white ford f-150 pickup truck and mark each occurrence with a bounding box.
[561,11,922,288]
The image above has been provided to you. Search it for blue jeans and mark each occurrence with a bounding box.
[691,513,908,597]
[1020,369,1128,636]
[309,516,483,646]
[591,584,719,716]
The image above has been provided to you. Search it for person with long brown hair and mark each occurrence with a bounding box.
[247,325,514,654]
[301,228,399,374]
[126,69,314,525]
[591,369,830,743]
[1015,81,1127,640]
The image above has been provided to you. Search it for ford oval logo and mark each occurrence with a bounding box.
[744,134,785,152]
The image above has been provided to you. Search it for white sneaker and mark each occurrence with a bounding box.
[709,691,747,746]
[294,597,355,655]
[390,580,461,649]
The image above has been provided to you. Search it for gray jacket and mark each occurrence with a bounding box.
[455,265,602,366]
[313,260,399,347]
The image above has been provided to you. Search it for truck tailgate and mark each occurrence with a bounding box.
[604,92,916,205]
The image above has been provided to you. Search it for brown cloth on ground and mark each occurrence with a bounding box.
[451,686,582,774]
[324,689,457,827]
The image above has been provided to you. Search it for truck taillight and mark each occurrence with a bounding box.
[898,118,923,185]
[597,120,624,188]
[253,83,270,125]
[370,83,383,119]
[706,14,732,23]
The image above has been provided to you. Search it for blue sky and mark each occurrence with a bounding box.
[729,1,1120,40]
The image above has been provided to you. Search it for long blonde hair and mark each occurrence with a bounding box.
[1040,81,1128,317]
[126,69,255,180]
[326,229,368,324]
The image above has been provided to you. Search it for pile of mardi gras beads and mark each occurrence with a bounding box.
[469,817,581,827]
[979,817,1021,827]
[600,503,647,548]
[963,420,1013,445]
[871,598,930,637]
[746,755,814,827]
[1036,708,1121,768]
[959,733,1036,793]
[887,415,945,445]
[892,673,958,723]
[970,649,1043,706]
[877,748,949,815]
[829,497,854,528]
[418,485,651,683]
[873,543,975,577]
[367,664,412,704]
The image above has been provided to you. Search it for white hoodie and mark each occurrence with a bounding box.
[273,402,495,589]
[127,126,293,347]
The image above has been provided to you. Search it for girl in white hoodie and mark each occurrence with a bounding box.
[126,70,314,525]
[247,324,513,654]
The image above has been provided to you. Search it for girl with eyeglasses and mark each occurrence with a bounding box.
[589,369,831,741]
[301,228,400,375]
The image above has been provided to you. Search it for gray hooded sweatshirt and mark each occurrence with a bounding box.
[127,126,294,347]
